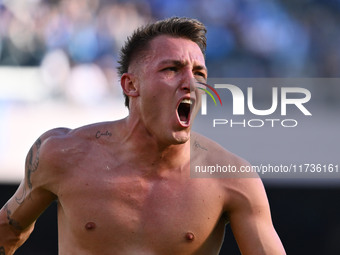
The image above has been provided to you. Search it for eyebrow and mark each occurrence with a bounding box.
[158,59,208,74]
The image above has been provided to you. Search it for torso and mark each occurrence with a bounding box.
[43,122,232,255]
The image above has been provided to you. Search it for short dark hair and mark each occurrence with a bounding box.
[117,17,207,108]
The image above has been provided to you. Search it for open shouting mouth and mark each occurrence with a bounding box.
[176,98,193,127]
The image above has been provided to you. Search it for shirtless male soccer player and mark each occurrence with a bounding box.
[0,17,285,255]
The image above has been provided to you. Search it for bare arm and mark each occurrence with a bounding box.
[226,177,286,255]
[0,128,68,254]
[0,181,54,254]
[188,133,285,254]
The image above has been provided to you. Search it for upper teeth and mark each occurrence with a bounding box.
[181,99,192,105]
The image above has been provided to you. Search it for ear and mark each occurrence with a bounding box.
[120,73,139,97]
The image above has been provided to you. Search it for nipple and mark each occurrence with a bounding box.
[85,222,96,230]
[185,232,195,241]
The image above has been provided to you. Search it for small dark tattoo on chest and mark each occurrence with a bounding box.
[194,140,208,151]
[0,246,6,254]
[96,130,112,139]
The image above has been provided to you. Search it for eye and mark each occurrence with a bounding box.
[194,72,207,81]
[195,71,205,77]
[162,66,178,72]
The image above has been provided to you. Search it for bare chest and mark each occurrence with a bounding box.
[57,162,226,254]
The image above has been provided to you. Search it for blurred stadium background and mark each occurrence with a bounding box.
[0,0,340,254]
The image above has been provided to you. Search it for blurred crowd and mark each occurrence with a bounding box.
[0,0,340,104]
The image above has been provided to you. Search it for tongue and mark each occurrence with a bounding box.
[179,109,187,121]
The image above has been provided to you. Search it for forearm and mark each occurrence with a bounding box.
[0,207,34,255]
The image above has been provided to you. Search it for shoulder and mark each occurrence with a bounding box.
[36,120,123,165]
[28,127,72,163]
[35,127,74,160]
[25,127,74,171]
[190,132,265,211]
[190,132,251,173]
[36,122,112,160]
[25,122,117,185]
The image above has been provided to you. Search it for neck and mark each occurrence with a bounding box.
[120,116,190,173]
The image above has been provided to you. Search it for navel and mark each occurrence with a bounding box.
[85,222,96,231]
[185,231,195,242]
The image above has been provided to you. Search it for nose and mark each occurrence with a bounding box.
[180,70,196,92]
